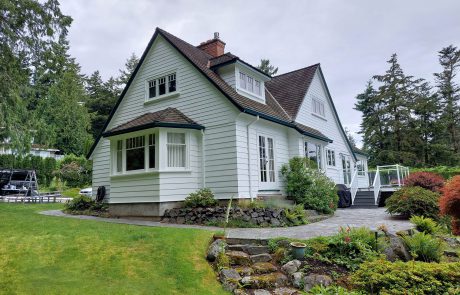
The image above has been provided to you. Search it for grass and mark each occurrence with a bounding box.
[0,203,226,295]
[40,187,82,198]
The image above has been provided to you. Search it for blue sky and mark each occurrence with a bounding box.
[60,0,460,146]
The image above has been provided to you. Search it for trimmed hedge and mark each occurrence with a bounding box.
[0,154,57,187]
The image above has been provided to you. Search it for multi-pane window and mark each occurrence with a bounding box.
[312,98,325,117]
[326,149,336,167]
[267,138,275,182]
[304,141,323,170]
[239,71,262,96]
[167,133,186,168]
[147,73,177,99]
[149,134,156,169]
[357,160,366,176]
[116,140,123,172]
[126,136,145,171]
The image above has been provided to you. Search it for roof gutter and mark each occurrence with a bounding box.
[103,122,205,138]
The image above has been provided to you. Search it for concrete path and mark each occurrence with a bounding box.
[40,208,412,240]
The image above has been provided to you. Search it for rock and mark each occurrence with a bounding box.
[281,260,301,275]
[383,233,412,262]
[233,289,248,295]
[219,268,241,292]
[228,244,246,252]
[271,219,281,227]
[272,287,300,295]
[176,217,185,224]
[444,250,459,258]
[253,290,271,295]
[207,239,227,262]
[303,274,332,291]
[291,272,303,288]
[227,251,251,266]
[276,239,291,249]
[441,236,460,248]
[234,266,253,276]
[252,262,278,274]
[241,272,288,289]
[250,253,272,263]
[245,245,270,255]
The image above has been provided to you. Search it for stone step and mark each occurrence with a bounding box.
[252,262,278,274]
[227,244,270,255]
[241,272,288,289]
[225,238,269,246]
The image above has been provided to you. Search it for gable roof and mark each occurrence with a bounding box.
[103,108,204,137]
[265,65,319,119]
[87,28,337,158]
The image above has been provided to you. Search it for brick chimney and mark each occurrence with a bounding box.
[197,32,225,57]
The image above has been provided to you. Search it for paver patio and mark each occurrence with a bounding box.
[40,208,412,240]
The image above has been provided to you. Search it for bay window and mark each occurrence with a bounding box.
[112,130,189,175]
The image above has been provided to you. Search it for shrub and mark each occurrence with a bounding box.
[404,171,445,192]
[184,188,217,208]
[412,166,460,179]
[281,157,338,214]
[284,204,308,226]
[409,216,440,234]
[385,186,440,219]
[402,232,445,262]
[352,259,460,294]
[65,195,95,211]
[306,285,363,295]
[440,175,460,235]
[57,154,92,187]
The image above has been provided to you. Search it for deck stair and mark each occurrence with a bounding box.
[352,190,378,208]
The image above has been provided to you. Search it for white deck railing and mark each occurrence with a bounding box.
[372,164,409,205]
[349,170,359,205]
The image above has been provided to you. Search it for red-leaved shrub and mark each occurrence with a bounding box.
[404,171,445,192]
[440,175,460,235]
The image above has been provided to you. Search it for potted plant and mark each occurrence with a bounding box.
[290,242,307,259]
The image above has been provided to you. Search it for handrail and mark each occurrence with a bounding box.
[349,169,359,205]
[373,167,381,205]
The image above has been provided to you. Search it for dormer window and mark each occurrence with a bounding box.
[147,72,177,101]
[239,72,262,97]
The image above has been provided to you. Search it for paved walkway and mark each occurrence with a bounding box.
[40,208,412,240]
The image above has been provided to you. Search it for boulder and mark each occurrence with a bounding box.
[250,253,272,263]
[241,272,288,289]
[303,274,332,291]
[207,239,227,262]
[227,251,251,266]
[228,244,246,252]
[233,289,248,295]
[272,287,300,295]
[219,268,241,292]
[291,272,303,288]
[281,260,301,275]
[245,245,270,255]
[383,233,412,262]
[271,219,281,227]
[234,266,253,276]
[252,262,278,274]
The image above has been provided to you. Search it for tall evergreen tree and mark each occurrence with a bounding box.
[116,53,139,92]
[434,45,460,154]
[257,59,279,76]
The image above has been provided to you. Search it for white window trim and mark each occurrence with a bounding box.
[236,68,265,102]
[311,97,326,119]
[357,159,367,176]
[326,148,336,168]
[257,132,278,184]
[304,140,325,171]
[109,128,192,177]
[144,70,180,103]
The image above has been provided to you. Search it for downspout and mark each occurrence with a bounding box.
[201,130,206,188]
[247,115,259,201]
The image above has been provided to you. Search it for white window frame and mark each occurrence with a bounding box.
[326,149,336,167]
[357,159,366,176]
[304,141,324,171]
[312,97,326,118]
[237,69,264,100]
[166,132,187,169]
[145,71,179,102]
[110,129,191,176]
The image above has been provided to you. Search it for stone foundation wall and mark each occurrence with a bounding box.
[162,207,290,227]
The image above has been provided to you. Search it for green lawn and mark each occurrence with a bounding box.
[0,203,226,295]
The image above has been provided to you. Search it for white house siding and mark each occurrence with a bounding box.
[295,71,356,185]
[217,65,236,88]
[235,115,290,199]
[91,35,240,203]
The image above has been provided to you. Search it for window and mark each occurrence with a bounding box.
[126,136,145,171]
[239,72,246,89]
[167,133,186,168]
[312,98,325,117]
[304,141,323,170]
[149,134,156,169]
[267,138,275,182]
[116,140,123,172]
[148,80,156,99]
[147,72,177,100]
[326,149,336,167]
[239,71,262,96]
[357,160,366,176]
[255,81,261,95]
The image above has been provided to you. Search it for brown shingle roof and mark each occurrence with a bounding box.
[293,122,332,143]
[103,108,204,137]
[265,64,319,119]
[209,53,238,68]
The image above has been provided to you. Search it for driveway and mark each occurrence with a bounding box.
[40,208,411,240]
